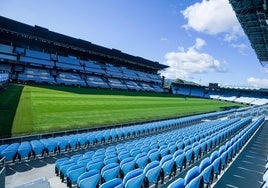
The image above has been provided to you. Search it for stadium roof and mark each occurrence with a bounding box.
[0,16,168,71]
[229,0,268,66]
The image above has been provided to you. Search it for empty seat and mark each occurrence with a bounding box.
[17,141,31,161]
[30,140,45,158]
[77,170,100,188]
[160,155,175,183]
[167,178,184,188]
[120,157,136,177]
[144,161,162,187]
[101,163,120,182]
[0,143,20,162]
[184,166,200,186]
[66,164,86,187]
[100,178,123,188]
[123,168,144,188]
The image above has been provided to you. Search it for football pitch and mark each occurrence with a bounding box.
[0,84,243,137]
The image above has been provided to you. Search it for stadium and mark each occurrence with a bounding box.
[0,1,268,188]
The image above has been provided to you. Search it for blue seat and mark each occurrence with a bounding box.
[212,157,222,178]
[101,163,120,182]
[56,137,68,152]
[160,155,175,183]
[160,147,169,158]
[193,145,201,159]
[118,151,130,162]
[144,161,161,187]
[148,149,160,162]
[169,144,177,154]
[104,155,118,165]
[17,141,31,161]
[202,164,213,185]
[66,164,86,187]
[87,158,103,171]
[173,149,183,159]
[100,178,123,188]
[59,161,76,181]
[40,139,57,154]
[184,166,200,185]
[220,151,228,170]
[174,152,186,172]
[185,149,194,164]
[199,157,211,172]
[210,151,219,163]
[0,143,20,162]
[0,144,9,157]
[167,178,184,188]
[123,168,144,188]
[55,157,70,175]
[30,140,45,158]
[130,148,140,158]
[78,170,100,188]
[135,152,148,169]
[120,157,136,177]
[185,174,204,188]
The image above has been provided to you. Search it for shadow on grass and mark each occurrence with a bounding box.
[26,83,176,98]
[0,84,24,138]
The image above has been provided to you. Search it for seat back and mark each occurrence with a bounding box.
[184,166,200,185]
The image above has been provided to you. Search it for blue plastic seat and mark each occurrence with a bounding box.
[40,139,57,154]
[118,151,130,162]
[101,163,120,182]
[167,178,184,188]
[66,164,86,187]
[30,140,45,158]
[100,178,123,188]
[185,149,194,164]
[104,155,118,165]
[0,143,20,162]
[185,174,204,188]
[17,141,31,161]
[220,151,228,170]
[210,151,219,163]
[144,161,161,187]
[212,157,222,178]
[184,166,200,185]
[135,152,148,169]
[55,157,69,175]
[120,157,136,177]
[87,158,103,171]
[78,170,100,188]
[59,161,76,181]
[130,148,140,158]
[160,155,175,183]
[199,157,211,172]
[123,168,144,188]
[148,149,160,162]
[202,164,213,185]
[174,152,186,172]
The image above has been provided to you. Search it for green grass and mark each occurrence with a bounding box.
[0,84,244,137]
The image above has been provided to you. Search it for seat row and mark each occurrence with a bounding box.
[168,115,265,188]
[0,110,231,163]
[55,115,253,187]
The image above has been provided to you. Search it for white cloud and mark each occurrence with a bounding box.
[230,43,248,55]
[162,38,227,79]
[247,77,268,88]
[260,67,268,74]
[182,0,243,42]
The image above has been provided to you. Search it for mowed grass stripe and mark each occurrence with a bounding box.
[0,84,243,137]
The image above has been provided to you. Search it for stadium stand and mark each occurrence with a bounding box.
[0,16,166,93]
[171,82,268,105]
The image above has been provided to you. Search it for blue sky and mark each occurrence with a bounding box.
[1,0,268,88]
